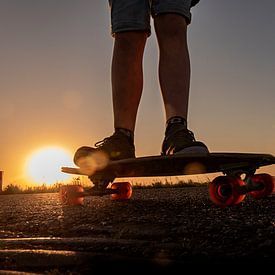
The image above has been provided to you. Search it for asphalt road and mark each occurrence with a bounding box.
[0,186,274,273]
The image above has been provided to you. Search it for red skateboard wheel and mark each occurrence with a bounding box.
[59,185,84,205]
[209,176,246,207]
[111,182,132,200]
[249,173,275,199]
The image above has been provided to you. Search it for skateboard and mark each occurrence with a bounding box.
[60,152,275,207]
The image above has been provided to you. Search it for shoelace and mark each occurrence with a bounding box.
[94,138,108,148]
[94,133,121,148]
[186,130,196,141]
[164,129,196,155]
[166,129,196,142]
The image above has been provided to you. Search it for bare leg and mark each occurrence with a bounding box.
[111,31,147,132]
[73,32,147,166]
[154,14,190,122]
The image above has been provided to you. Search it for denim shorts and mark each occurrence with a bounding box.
[108,0,200,36]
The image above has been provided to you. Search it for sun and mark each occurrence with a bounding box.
[25,146,74,185]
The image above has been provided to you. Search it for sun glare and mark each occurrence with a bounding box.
[26,146,74,185]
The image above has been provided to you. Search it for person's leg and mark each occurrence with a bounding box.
[154,13,190,122]
[74,32,147,166]
[109,0,151,132]
[151,1,209,155]
[112,31,147,132]
[74,0,151,169]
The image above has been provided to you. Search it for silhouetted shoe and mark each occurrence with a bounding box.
[73,130,135,190]
[74,130,135,166]
[161,125,209,155]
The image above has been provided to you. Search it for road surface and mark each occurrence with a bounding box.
[0,186,274,273]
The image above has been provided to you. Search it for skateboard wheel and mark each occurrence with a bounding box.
[209,176,246,206]
[111,182,132,200]
[59,185,84,205]
[248,173,275,199]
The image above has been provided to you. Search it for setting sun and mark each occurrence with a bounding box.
[25,146,74,185]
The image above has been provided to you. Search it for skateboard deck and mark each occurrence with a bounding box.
[62,152,275,179]
[60,152,275,207]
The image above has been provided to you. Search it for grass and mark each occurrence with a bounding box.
[132,178,209,189]
[0,183,62,195]
[0,177,209,195]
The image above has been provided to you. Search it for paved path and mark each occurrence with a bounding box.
[0,187,274,273]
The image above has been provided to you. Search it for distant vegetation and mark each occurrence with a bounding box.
[1,183,63,195]
[133,178,209,189]
[0,177,209,195]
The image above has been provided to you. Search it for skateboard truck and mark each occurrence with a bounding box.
[59,181,132,205]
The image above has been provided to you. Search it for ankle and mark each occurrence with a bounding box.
[115,128,134,144]
[165,116,187,136]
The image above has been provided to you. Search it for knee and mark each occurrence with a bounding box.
[154,13,187,39]
[114,31,148,47]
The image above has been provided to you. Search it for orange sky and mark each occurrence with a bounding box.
[1,0,275,187]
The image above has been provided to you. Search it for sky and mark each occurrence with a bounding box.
[0,0,275,187]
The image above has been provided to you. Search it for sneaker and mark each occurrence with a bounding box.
[161,123,209,155]
[73,130,135,167]
[73,130,135,190]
